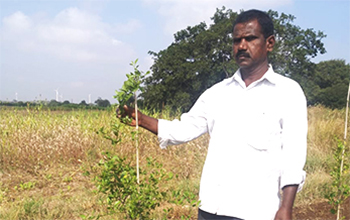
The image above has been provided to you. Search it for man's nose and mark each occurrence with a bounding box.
[238,39,247,50]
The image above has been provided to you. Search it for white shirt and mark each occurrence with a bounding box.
[158,66,307,220]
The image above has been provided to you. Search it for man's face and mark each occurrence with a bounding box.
[233,19,273,69]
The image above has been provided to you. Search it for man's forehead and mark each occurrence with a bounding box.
[233,19,262,35]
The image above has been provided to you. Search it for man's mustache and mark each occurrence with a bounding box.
[236,51,250,58]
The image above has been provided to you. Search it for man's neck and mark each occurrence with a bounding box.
[240,63,269,87]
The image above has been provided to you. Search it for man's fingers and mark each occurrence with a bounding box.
[116,107,121,116]
[116,106,125,118]
[116,106,128,119]
[115,105,141,127]
[124,105,137,117]
[116,105,136,118]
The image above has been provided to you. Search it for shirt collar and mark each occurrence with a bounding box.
[232,64,278,86]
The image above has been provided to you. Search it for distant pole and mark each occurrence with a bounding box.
[55,89,59,102]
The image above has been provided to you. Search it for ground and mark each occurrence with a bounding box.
[294,197,350,220]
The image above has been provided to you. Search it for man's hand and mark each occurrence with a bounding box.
[274,206,292,220]
[116,105,159,135]
[116,105,140,127]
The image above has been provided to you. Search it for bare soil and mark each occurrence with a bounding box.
[293,197,350,220]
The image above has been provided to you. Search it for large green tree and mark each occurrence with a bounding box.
[143,8,238,112]
[142,7,327,112]
[269,11,327,104]
[311,60,350,108]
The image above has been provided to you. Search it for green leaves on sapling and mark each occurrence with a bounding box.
[95,152,170,219]
[114,59,150,114]
[325,137,350,218]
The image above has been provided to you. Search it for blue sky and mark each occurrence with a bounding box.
[0,0,349,103]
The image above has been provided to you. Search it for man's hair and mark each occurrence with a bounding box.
[233,9,274,39]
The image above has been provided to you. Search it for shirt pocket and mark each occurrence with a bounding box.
[246,111,282,151]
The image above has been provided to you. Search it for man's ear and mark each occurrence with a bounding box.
[266,35,275,52]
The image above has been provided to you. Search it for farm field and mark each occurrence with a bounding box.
[0,105,349,219]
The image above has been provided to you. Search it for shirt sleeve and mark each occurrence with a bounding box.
[158,92,209,149]
[280,82,308,191]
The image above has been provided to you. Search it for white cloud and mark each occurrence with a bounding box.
[0,6,145,102]
[143,0,293,35]
[1,7,138,63]
[2,11,32,32]
[54,7,100,28]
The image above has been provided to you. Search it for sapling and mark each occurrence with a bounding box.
[114,59,150,183]
[326,81,350,220]
[96,152,167,220]
[93,60,172,219]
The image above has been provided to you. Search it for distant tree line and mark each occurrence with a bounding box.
[0,97,112,110]
[140,7,349,111]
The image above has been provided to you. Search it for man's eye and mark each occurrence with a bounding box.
[245,36,256,41]
[233,39,241,44]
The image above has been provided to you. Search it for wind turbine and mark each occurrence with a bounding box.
[15,92,18,101]
[88,94,91,104]
[54,88,58,102]
[54,88,59,102]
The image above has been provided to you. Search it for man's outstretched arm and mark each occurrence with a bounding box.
[117,105,158,135]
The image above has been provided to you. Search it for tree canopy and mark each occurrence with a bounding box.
[142,7,347,111]
[95,97,111,108]
[310,60,350,108]
[143,7,238,111]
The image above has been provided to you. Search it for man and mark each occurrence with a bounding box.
[118,9,307,220]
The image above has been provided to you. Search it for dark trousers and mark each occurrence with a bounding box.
[197,208,244,220]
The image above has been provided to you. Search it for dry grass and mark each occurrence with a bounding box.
[0,105,348,219]
[295,105,348,207]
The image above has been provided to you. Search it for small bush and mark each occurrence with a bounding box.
[95,152,171,219]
